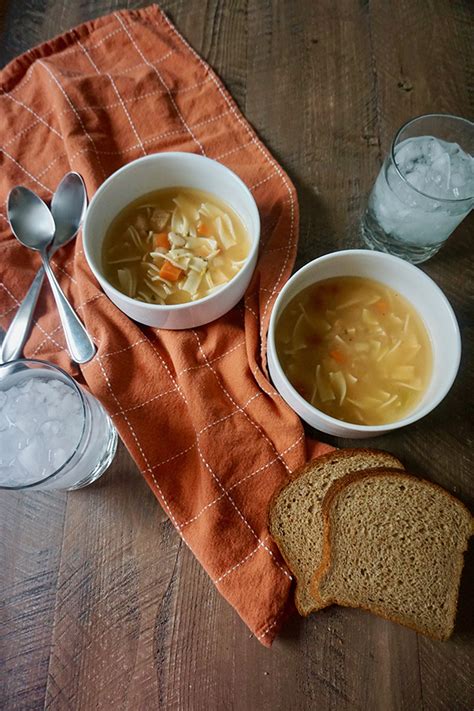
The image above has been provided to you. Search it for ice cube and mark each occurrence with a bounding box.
[53,380,72,395]
[0,429,22,464]
[0,463,21,486]
[17,434,50,478]
[0,410,9,431]
[0,391,6,408]
[53,434,78,457]
[12,392,35,416]
[40,420,62,437]
[45,404,57,419]
[453,152,474,198]
[32,379,52,399]
[49,447,68,471]
[14,414,38,438]
[396,139,422,169]
[428,137,445,161]
[62,391,78,409]
[429,152,451,192]
[45,381,71,403]
[406,163,428,192]
[3,388,19,419]
[451,172,465,188]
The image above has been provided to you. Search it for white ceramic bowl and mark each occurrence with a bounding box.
[267,249,461,438]
[83,153,260,329]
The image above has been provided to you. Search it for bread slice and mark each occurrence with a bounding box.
[268,449,404,616]
[311,469,473,640]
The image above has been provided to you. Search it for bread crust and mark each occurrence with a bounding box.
[268,448,404,529]
[310,468,474,640]
[267,449,404,616]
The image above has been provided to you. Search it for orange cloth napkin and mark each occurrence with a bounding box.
[0,5,332,645]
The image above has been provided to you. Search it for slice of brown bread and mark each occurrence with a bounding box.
[311,469,473,640]
[268,449,404,616]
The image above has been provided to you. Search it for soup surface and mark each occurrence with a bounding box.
[102,187,250,305]
[276,276,432,425]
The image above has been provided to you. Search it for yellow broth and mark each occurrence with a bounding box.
[102,187,250,305]
[276,276,432,425]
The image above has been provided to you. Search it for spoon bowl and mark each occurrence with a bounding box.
[8,186,55,250]
[51,172,88,248]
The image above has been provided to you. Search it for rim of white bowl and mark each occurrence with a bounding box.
[83,152,260,311]
[268,249,461,433]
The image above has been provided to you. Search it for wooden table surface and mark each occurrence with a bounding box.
[0,1,473,709]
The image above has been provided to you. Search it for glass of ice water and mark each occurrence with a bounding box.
[361,114,474,263]
[0,359,118,491]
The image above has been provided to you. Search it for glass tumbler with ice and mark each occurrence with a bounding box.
[0,359,117,490]
[361,114,474,263]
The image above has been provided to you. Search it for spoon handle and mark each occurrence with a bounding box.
[0,268,45,363]
[40,255,96,364]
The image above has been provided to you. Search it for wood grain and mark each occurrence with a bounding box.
[0,1,473,709]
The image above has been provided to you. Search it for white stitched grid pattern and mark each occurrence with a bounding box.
[81,337,247,413]
[56,50,174,79]
[178,433,304,530]
[107,73,147,155]
[38,60,107,178]
[214,539,263,583]
[64,249,83,268]
[0,283,64,350]
[31,323,63,356]
[79,39,147,157]
[29,109,233,180]
[115,13,206,156]
[1,145,53,193]
[132,392,263,470]
[50,258,77,285]
[1,75,213,154]
[0,303,16,318]
[136,334,286,584]
[195,441,292,581]
[95,354,185,536]
[255,617,280,641]
[192,329,292,473]
[0,90,62,139]
[131,331,291,580]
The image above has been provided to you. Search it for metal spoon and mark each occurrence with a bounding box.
[1,173,88,363]
[6,187,96,364]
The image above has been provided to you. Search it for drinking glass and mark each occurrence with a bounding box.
[361,114,474,263]
[0,359,117,490]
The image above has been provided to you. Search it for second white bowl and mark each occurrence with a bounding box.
[267,250,461,438]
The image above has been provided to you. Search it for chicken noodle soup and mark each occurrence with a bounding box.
[276,277,432,425]
[102,188,251,305]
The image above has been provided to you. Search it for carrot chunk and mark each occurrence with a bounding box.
[159,261,183,282]
[329,349,346,364]
[374,299,389,315]
[153,232,169,249]
[197,222,211,236]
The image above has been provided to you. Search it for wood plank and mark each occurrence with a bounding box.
[0,491,67,710]
[0,0,50,66]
